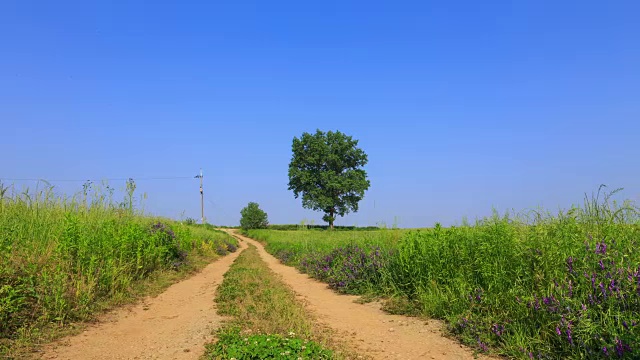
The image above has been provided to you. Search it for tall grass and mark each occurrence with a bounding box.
[247,229,402,294]
[247,229,403,261]
[248,188,640,358]
[0,182,237,353]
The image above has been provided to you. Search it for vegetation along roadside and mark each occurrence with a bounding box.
[0,182,238,358]
[248,188,640,359]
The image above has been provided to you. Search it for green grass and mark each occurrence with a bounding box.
[248,188,640,359]
[204,244,337,359]
[0,183,238,357]
[246,229,403,295]
[246,229,403,261]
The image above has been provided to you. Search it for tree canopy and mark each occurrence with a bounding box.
[287,129,370,229]
[240,202,269,230]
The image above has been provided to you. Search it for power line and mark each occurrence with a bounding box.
[0,176,193,182]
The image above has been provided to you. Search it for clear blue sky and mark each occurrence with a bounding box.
[1,1,639,227]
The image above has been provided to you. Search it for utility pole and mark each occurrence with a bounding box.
[195,169,204,224]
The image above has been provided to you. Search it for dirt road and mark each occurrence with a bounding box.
[42,239,247,360]
[40,229,486,360]
[225,230,485,360]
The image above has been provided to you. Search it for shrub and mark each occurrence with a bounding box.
[297,244,389,294]
[215,244,229,256]
[240,202,268,230]
[225,240,238,253]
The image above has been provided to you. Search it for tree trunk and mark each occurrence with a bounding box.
[329,209,334,230]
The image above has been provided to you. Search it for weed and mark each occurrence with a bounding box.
[248,188,640,358]
[0,184,237,356]
[206,328,332,360]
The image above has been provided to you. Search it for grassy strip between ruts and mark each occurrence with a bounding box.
[204,244,345,360]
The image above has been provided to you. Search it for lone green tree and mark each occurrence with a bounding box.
[288,129,370,229]
[240,202,269,230]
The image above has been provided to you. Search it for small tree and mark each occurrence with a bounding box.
[240,202,269,230]
[288,129,370,229]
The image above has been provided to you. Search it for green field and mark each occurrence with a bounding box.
[247,191,640,359]
[0,184,238,355]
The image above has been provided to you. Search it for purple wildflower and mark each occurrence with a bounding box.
[491,324,505,337]
[472,288,483,302]
[596,241,607,255]
[599,282,607,298]
[568,280,573,297]
[614,339,629,357]
[530,296,541,311]
[478,342,488,352]
[459,317,469,329]
[566,256,575,273]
